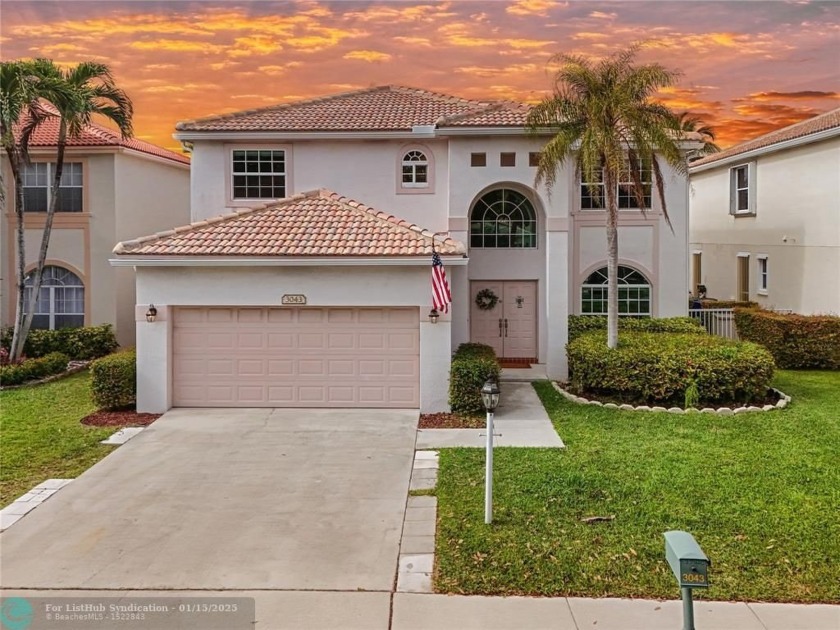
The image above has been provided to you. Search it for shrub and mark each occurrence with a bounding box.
[449,343,501,414]
[0,352,69,387]
[690,299,758,309]
[568,315,705,342]
[567,331,775,406]
[91,349,136,410]
[735,309,840,369]
[1,324,118,361]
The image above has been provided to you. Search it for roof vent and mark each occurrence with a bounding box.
[412,125,436,136]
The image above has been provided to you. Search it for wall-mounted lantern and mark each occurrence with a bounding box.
[146,304,158,323]
[429,308,440,324]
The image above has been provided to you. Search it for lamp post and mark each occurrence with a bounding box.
[480,379,500,524]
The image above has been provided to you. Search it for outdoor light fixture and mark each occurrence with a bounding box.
[481,378,501,524]
[429,308,440,324]
[146,304,158,323]
[480,379,500,412]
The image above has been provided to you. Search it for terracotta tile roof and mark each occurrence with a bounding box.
[691,107,840,168]
[437,101,532,128]
[175,85,530,132]
[114,189,465,257]
[15,106,190,165]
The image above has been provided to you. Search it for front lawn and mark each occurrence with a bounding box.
[434,370,840,602]
[0,371,117,507]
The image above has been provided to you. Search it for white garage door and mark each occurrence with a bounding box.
[172,307,420,408]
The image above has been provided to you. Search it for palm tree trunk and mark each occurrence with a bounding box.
[605,168,619,349]
[9,161,28,361]
[19,121,67,347]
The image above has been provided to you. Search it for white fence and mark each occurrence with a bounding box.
[689,308,737,339]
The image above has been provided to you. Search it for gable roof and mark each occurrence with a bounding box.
[175,85,531,133]
[690,107,840,169]
[114,189,465,258]
[15,106,190,165]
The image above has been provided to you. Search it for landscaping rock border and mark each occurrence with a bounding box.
[552,382,791,414]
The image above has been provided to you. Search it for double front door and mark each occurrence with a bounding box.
[470,281,537,360]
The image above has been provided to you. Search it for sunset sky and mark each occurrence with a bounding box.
[2,0,838,153]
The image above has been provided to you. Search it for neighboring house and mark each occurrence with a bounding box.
[689,108,840,314]
[1,115,191,346]
[112,86,698,413]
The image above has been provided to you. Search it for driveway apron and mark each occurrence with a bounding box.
[0,408,418,591]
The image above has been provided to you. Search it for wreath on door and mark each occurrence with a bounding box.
[475,288,499,310]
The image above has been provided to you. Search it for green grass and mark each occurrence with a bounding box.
[0,371,117,507]
[434,371,840,602]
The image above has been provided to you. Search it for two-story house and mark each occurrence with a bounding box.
[112,86,697,413]
[1,115,191,346]
[689,108,840,314]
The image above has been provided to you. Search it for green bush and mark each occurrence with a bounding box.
[1,324,118,361]
[691,299,759,309]
[568,315,705,342]
[449,343,501,415]
[567,331,775,406]
[91,349,136,410]
[0,352,69,386]
[735,309,840,369]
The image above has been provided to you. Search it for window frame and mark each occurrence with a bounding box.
[397,145,435,194]
[469,188,538,250]
[757,255,768,294]
[21,161,84,213]
[23,265,85,330]
[730,162,756,216]
[737,253,750,301]
[226,145,291,206]
[580,265,652,317]
[580,162,652,211]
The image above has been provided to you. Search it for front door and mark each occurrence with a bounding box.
[470,281,537,360]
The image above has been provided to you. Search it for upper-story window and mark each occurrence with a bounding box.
[581,162,651,210]
[470,189,537,249]
[232,150,285,200]
[401,150,428,188]
[730,163,754,215]
[22,162,83,212]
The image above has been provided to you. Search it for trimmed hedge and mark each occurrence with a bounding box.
[568,315,705,342]
[91,349,136,410]
[735,309,840,369]
[1,324,118,361]
[568,331,775,406]
[690,300,758,309]
[449,343,501,415]
[0,352,69,386]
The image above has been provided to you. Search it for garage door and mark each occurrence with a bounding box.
[172,307,420,408]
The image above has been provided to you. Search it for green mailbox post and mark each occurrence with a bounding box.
[664,531,710,630]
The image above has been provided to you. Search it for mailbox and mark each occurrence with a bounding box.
[664,530,710,589]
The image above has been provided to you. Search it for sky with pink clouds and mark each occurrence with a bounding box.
[2,0,838,152]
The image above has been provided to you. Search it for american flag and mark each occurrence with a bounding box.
[431,251,452,314]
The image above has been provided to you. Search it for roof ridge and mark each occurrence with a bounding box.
[175,86,391,130]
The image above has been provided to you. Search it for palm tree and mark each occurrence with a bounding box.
[7,60,133,361]
[1,59,72,360]
[678,112,720,160]
[527,46,686,349]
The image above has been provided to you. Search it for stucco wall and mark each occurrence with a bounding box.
[134,265,453,413]
[690,137,840,313]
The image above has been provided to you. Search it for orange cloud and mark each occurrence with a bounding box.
[342,50,392,62]
[130,39,225,54]
[507,0,567,17]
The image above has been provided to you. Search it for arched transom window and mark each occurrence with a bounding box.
[401,150,428,188]
[581,265,651,316]
[470,189,537,249]
[24,265,85,329]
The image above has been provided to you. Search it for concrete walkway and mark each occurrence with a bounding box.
[416,381,564,449]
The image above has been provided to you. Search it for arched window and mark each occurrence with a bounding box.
[581,265,651,316]
[401,150,428,188]
[24,265,85,329]
[470,189,537,249]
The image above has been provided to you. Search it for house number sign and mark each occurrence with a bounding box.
[281,294,307,305]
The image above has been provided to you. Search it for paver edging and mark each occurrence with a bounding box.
[399,450,439,594]
[552,382,791,415]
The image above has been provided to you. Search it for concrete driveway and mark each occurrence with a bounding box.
[0,408,418,592]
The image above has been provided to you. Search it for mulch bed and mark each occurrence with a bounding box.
[419,412,486,429]
[81,409,161,427]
